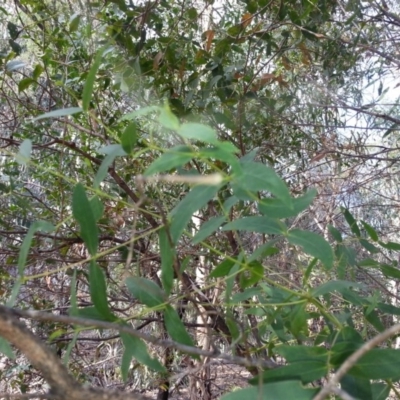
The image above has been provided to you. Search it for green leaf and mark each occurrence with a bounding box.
[159,102,180,130]
[0,338,15,359]
[178,123,218,144]
[248,239,280,261]
[311,280,365,297]
[275,345,328,363]
[72,183,98,256]
[371,383,391,400]
[287,229,333,269]
[364,309,385,332]
[164,305,195,347]
[90,196,104,221]
[94,144,125,188]
[121,332,165,381]
[32,107,83,120]
[342,208,361,237]
[74,306,108,321]
[210,258,236,278]
[125,277,166,308]
[144,145,194,176]
[18,77,35,92]
[159,227,174,295]
[341,375,373,400]
[89,261,115,321]
[32,64,44,80]
[359,238,379,254]
[69,12,81,32]
[170,184,221,243]
[380,264,400,279]
[121,121,138,154]
[18,221,54,276]
[258,189,316,218]
[361,221,379,241]
[192,216,226,244]
[349,349,400,380]
[379,241,400,251]
[119,105,160,121]
[69,270,78,317]
[232,162,292,205]
[15,139,32,165]
[254,361,328,385]
[239,260,263,289]
[82,48,104,111]
[328,225,343,243]
[222,381,318,400]
[289,304,308,338]
[222,216,287,235]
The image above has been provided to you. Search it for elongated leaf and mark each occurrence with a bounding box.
[328,224,343,242]
[361,221,379,241]
[253,361,328,385]
[231,162,292,205]
[222,216,287,235]
[312,280,365,297]
[94,145,124,189]
[163,305,194,347]
[33,107,82,120]
[178,123,218,144]
[0,338,15,359]
[121,121,138,154]
[18,221,54,275]
[379,241,400,251]
[275,345,328,363]
[15,139,32,165]
[145,145,194,176]
[119,105,159,121]
[121,332,165,381]
[341,375,372,400]
[343,208,361,237]
[221,381,318,400]
[258,189,316,218]
[159,227,174,295]
[82,49,104,111]
[89,261,115,321]
[192,215,226,244]
[239,260,263,289]
[72,183,98,256]
[125,277,166,308]
[349,349,400,380]
[90,196,104,221]
[210,258,236,278]
[18,77,35,92]
[287,229,333,269]
[159,102,180,130]
[170,184,221,243]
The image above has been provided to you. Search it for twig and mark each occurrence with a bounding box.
[314,323,400,400]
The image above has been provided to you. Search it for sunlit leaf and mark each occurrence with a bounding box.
[15,139,32,165]
[33,107,83,120]
[287,229,333,269]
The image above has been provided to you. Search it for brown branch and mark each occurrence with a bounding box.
[314,323,400,400]
[2,305,277,370]
[0,306,150,400]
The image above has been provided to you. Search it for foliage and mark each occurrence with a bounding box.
[1,0,400,399]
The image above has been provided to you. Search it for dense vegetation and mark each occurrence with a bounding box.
[1,0,400,399]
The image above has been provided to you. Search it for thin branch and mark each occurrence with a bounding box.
[4,305,278,370]
[314,323,400,400]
